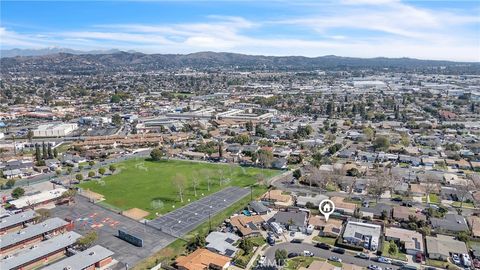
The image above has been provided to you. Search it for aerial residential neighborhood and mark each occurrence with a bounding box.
[1,1,480,270]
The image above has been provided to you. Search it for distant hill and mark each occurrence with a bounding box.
[0,47,127,58]
[1,50,478,74]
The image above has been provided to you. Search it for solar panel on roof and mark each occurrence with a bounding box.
[225,249,235,256]
[354,232,363,239]
[225,238,235,244]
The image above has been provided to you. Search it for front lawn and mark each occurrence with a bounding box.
[452,201,475,208]
[426,259,460,270]
[382,241,407,261]
[429,194,440,204]
[313,236,337,246]
[79,159,279,218]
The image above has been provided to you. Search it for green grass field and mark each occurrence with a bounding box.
[78,159,279,218]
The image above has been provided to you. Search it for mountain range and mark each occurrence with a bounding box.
[1,49,478,74]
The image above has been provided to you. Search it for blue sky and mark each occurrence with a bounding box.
[1,0,479,61]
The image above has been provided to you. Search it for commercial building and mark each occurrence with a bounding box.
[1,217,71,254]
[343,221,381,251]
[33,123,78,137]
[0,231,80,270]
[45,245,114,270]
[0,210,37,235]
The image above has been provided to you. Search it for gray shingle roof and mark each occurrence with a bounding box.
[44,245,114,270]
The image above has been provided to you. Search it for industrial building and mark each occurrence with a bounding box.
[33,123,78,137]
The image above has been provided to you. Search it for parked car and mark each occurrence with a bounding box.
[356,252,369,259]
[315,242,330,250]
[391,197,403,202]
[267,237,275,246]
[288,252,300,258]
[392,260,407,266]
[291,238,303,243]
[290,231,296,237]
[368,265,382,270]
[461,253,472,267]
[257,256,266,266]
[303,250,314,257]
[415,252,423,263]
[452,254,461,265]
[332,248,345,254]
[473,259,480,269]
[329,256,342,263]
[378,257,392,264]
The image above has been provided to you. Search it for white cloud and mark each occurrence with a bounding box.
[1,1,479,61]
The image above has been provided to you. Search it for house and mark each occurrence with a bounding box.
[272,158,288,169]
[468,216,480,238]
[249,201,268,215]
[441,186,473,202]
[430,213,469,233]
[296,194,329,208]
[175,248,231,270]
[392,206,426,222]
[342,221,381,251]
[229,215,263,237]
[385,227,424,255]
[205,232,240,258]
[330,197,357,215]
[393,182,409,195]
[308,216,343,238]
[359,203,392,219]
[426,234,468,261]
[261,189,293,207]
[270,210,308,232]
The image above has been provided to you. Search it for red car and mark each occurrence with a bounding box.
[473,259,480,269]
[415,252,423,263]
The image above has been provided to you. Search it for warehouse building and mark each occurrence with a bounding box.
[33,123,78,137]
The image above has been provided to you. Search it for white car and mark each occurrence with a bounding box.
[378,257,392,264]
[368,265,382,270]
[303,250,314,257]
[452,254,461,265]
[329,256,342,263]
[461,253,472,267]
[257,255,266,266]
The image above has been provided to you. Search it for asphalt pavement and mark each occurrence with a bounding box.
[263,242,401,270]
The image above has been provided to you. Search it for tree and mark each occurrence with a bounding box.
[109,164,116,174]
[400,133,410,147]
[75,173,83,181]
[373,136,390,151]
[200,169,212,191]
[88,171,95,178]
[47,144,53,159]
[245,121,254,132]
[42,142,48,160]
[55,169,62,176]
[67,167,73,175]
[275,249,288,266]
[368,168,393,202]
[35,144,42,164]
[35,209,51,222]
[53,148,58,158]
[172,174,186,203]
[5,179,15,189]
[192,176,200,197]
[76,230,98,250]
[78,165,84,171]
[239,238,254,254]
[88,160,95,166]
[62,189,77,203]
[457,231,469,242]
[98,167,106,176]
[257,149,273,168]
[112,114,122,127]
[187,234,206,252]
[150,148,164,161]
[11,187,25,199]
[388,240,398,255]
[363,126,375,141]
[293,169,302,179]
[26,130,34,141]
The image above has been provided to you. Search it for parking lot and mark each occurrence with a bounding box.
[147,186,250,237]
[51,195,176,268]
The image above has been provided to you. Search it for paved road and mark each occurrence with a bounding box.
[263,242,401,269]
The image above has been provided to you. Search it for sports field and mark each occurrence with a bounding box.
[78,159,279,219]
